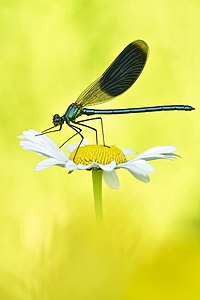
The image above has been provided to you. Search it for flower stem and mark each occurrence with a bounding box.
[92,169,103,226]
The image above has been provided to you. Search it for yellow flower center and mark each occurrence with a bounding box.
[69,145,127,165]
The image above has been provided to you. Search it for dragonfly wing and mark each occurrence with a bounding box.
[76,40,149,107]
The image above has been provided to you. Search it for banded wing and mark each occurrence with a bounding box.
[75,40,149,107]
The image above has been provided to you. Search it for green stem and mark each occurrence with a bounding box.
[92,169,103,226]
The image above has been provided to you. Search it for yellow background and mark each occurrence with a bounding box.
[0,0,199,299]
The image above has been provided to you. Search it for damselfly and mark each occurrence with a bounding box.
[38,40,194,154]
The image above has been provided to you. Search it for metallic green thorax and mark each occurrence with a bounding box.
[64,103,83,122]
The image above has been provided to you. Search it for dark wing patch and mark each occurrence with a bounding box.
[76,40,149,107]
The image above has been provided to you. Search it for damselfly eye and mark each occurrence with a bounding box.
[53,114,62,126]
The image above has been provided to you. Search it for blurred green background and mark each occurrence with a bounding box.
[0,0,199,299]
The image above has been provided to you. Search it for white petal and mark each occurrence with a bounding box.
[124,159,155,172]
[35,158,66,171]
[121,160,154,183]
[17,129,39,139]
[75,162,99,170]
[65,160,81,170]
[128,169,151,183]
[132,146,178,161]
[121,148,136,156]
[18,129,68,161]
[65,160,97,171]
[98,161,116,171]
[19,140,57,158]
[65,159,116,172]
[103,170,119,189]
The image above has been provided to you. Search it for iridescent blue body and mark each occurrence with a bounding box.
[61,103,194,122]
[40,40,194,151]
[81,104,194,116]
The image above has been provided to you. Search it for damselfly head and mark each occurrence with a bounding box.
[53,114,64,126]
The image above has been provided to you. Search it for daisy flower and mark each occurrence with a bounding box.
[18,129,180,225]
[18,129,179,190]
